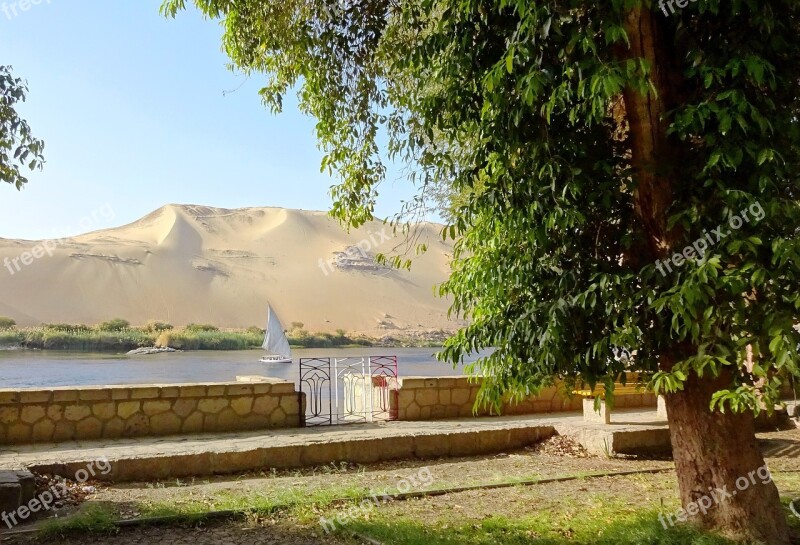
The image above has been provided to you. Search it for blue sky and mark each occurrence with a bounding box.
[0,0,417,239]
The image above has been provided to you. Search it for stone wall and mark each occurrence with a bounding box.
[395,377,657,420]
[0,380,302,445]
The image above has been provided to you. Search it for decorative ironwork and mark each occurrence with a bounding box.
[369,356,399,421]
[299,358,332,427]
[335,357,368,424]
[299,355,399,426]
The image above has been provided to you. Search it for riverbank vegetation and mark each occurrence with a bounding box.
[0,317,375,352]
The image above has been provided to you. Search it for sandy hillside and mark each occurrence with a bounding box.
[0,204,462,335]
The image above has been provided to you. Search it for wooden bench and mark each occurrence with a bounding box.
[572,384,647,424]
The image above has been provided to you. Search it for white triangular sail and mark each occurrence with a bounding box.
[262,305,291,357]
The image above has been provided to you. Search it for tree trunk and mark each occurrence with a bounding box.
[620,5,681,258]
[664,372,790,544]
[619,6,791,543]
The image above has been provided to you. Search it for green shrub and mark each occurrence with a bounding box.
[184,323,219,332]
[0,317,16,329]
[42,323,92,332]
[246,326,265,335]
[18,326,154,351]
[157,329,262,350]
[96,319,130,332]
[286,330,371,348]
[142,320,174,333]
[0,330,23,345]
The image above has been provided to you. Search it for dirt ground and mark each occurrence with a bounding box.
[96,450,672,519]
[3,430,800,545]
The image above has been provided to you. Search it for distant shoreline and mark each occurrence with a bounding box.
[0,343,445,353]
[0,322,449,353]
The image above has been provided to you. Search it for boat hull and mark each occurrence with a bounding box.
[259,356,293,364]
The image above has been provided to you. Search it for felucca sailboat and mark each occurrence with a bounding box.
[259,305,292,364]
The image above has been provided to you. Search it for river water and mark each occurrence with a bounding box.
[0,347,481,388]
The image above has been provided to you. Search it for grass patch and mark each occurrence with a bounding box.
[346,511,738,545]
[31,471,800,542]
[138,484,367,523]
[38,504,117,539]
[33,484,368,536]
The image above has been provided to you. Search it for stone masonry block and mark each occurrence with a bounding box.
[415,389,438,407]
[142,400,172,416]
[0,407,19,425]
[225,385,253,396]
[52,390,79,402]
[230,397,254,416]
[179,386,207,398]
[657,395,668,420]
[198,398,229,415]
[20,406,46,424]
[206,385,226,396]
[270,384,297,395]
[118,401,141,419]
[172,399,197,418]
[583,398,611,424]
[0,392,20,404]
[18,391,51,404]
[64,405,91,422]
[129,387,161,400]
[78,389,111,401]
[111,389,130,401]
[92,402,117,420]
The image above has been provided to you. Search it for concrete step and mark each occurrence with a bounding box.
[0,470,35,519]
[0,410,671,482]
[0,415,560,482]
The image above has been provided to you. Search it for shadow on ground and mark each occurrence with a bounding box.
[761,439,800,459]
[3,521,344,545]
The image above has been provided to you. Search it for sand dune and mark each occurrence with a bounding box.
[0,204,462,335]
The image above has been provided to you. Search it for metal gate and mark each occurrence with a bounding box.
[299,356,398,426]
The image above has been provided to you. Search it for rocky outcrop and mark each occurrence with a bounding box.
[334,246,391,273]
[126,347,180,356]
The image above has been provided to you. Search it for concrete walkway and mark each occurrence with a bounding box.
[0,409,670,482]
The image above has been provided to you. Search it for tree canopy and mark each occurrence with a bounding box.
[163,0,800,410]
[162,1,800,538]
[0,66,44,189]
